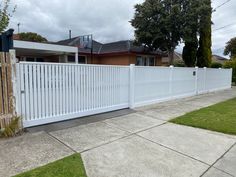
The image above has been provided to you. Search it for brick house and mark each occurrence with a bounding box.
[56,37,164,66]
[13,35,165,66]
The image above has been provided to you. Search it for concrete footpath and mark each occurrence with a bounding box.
[0,88,236,177]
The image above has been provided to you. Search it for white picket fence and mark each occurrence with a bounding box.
[15,62,232,127]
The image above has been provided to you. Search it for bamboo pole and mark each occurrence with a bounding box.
[0,63,3,114]
[6,53,13,114]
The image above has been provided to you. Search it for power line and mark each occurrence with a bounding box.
[213,22,236,32]
[212,0,231,12]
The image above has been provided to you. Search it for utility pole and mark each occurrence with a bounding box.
[69,30,72,39]
[17,23,20,33]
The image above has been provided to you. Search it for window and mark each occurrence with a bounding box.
[25,57,35,62]
[65,55,87,63]
[136,56,144,66]
[25,57,44,62]
[149,57,155,66]
[78,56,86,64]
[136,56,155,66]
[67,55,75,63]
[36,58,44,62]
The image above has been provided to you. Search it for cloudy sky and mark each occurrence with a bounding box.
[8,0,236,57]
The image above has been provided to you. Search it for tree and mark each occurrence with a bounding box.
[18,32,48,42]
[197,0,212,67]
[224,37,236,59]
[131,0,182,65]
[0,0,16,33]
[181,0,200,67]
[224,57,236,84]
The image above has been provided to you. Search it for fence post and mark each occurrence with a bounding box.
[129,64,135,108]
[195,66,198,95]
[9,49,18,116]
[169,65,174,97]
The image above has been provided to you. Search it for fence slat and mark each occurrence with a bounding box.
[48,65,52,117]
[28,64,34,120]
[24,64,30,120]
[37,64,41,119]
[33,64,38,119]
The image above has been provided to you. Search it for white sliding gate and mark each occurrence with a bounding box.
[16,62,232,127]
[17,62,129,127]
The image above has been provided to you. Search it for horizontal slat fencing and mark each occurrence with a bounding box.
[18,62,129,127]
[133,66,232,107]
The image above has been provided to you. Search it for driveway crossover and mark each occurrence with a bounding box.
[0,88,236,177]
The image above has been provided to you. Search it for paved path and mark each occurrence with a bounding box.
[0,88,236,177]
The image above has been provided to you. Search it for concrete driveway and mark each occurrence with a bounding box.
[0,89,236,177]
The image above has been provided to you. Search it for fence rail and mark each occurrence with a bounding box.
[15,62,232,127]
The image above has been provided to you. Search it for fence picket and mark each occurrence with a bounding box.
[37,64,41,118]
[33,64,38,119]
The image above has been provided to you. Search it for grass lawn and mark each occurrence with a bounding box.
[170,98,236,135]
[14,153,87,177]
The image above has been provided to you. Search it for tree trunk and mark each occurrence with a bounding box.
[169,49,174,65]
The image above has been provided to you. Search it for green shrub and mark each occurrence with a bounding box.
[211,62,223,68]
[174,60,186,67]
[0,116,22,138]
[224,58,236,84]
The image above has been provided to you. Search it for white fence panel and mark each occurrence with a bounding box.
[205,68,232,92]
[197,68,207,94]
[133,66,232,107]
[134,66,172,106]
[16,62,232,127]
[171,67,196,98]
[18,62,129,127]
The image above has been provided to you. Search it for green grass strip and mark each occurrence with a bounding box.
[170,98,236,135]
[14,153,87,177]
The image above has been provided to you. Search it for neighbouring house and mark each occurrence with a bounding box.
[160,52,183,66]
[212,55,229,64]
[13,40,79,63]
[162,52,229,66]
[56,37,164,66]
[13,34,165,66]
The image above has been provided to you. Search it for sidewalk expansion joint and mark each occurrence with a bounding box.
[47,132,78,154]
[200,142,236,177]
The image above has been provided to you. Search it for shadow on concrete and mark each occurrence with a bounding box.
[27,109,136,133]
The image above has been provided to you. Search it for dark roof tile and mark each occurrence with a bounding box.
[56,37,163,55]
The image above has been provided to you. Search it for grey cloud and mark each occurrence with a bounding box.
[8,0,236,57]
[9,0,143,42]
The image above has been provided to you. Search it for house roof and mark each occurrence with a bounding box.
[56,37,163,56]
[212,55,229,64]
[13,40,78,54]
[163,52,229,64]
